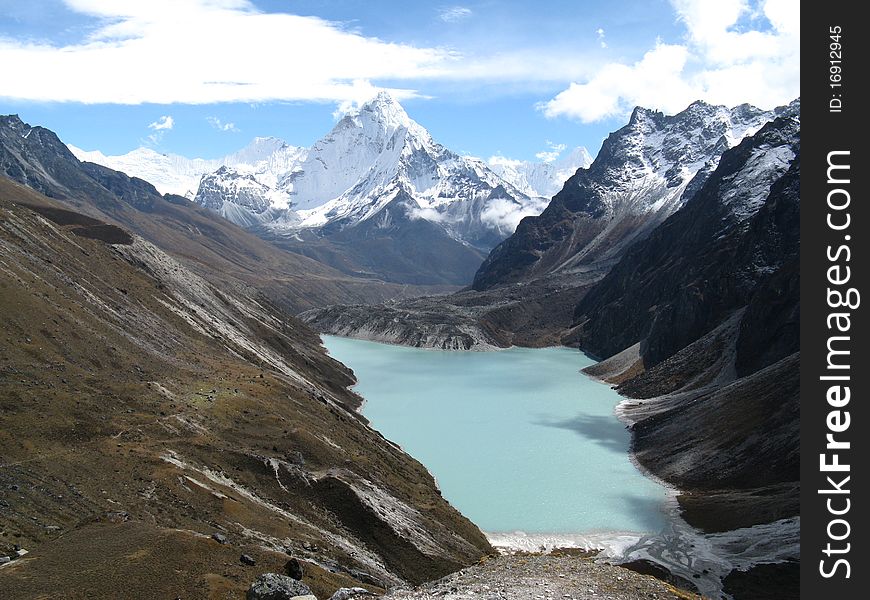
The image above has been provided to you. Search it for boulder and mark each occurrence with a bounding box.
[211,532,228,544]
[246,573,313,600]
[240,553,256,566]
[284,557,303,580]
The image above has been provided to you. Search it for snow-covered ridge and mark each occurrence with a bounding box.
[488,146,593,199]
[68,136,307,199]
[574,98,800,224]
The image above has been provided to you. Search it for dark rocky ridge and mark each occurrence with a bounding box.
[569,115,801,532]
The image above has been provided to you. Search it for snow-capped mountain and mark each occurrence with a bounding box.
[68,136,306,198]
[473,98,800,289]
[69,94,559,253]
[265,93,540,248]
[487,146,593,198]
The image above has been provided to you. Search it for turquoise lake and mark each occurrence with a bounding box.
[322,335,669,536]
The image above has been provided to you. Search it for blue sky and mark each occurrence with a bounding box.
[0,0,799,162]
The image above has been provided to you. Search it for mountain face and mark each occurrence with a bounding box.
[487,146,593,199]
[0,114,457,311]
[194,165,294,228]
[0,178,491,598]
[472,99,798,290]
[280,93,539,244]
[245,94,548,285]
[236,93,544,284]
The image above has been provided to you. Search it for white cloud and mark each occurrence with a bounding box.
[535,141,567,163]
[206,116,239,132]
[542,0,799,122]
[480,197,548,233]
[407,206,447,223]
[145,114,173,144]
[487,155,523,168]
[438,6,473,23]
[0,0,600,107]
[148,115,174,130]
[0,0,448,105]
[0,0,797,117]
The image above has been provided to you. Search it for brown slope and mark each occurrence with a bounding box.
[0,179,491,599]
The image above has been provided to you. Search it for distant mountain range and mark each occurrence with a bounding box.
[69,93,591,285]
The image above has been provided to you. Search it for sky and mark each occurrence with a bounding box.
[0,0,799,162]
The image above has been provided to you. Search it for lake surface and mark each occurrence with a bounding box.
[322,335,669,536]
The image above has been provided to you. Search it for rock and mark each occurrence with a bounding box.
[240,553,256,566]
[329,587,375,600]
[211,532,228,544]
[0,556,11,565]
[286,451,305,466]
[104,511,129,523]
[246,573,313,600]
[284,557,303,580]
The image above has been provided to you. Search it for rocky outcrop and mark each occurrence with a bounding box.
[247,573,313,600]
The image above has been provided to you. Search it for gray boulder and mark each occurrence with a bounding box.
[246,573,313,600]
[211,532,228,544]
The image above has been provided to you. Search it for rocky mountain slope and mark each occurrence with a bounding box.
[0,177,491,599]
[0,114,454,311]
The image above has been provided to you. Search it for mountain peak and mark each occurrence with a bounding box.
[356,91,412,130]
